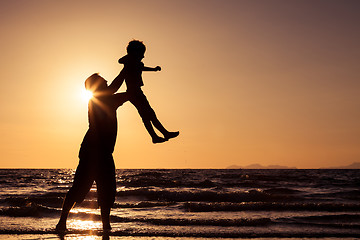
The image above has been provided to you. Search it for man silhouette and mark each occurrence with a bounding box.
[56,71,128,231]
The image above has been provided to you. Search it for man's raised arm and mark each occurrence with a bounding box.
[107,68,126,94]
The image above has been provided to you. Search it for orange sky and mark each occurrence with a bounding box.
[1,0,359,169]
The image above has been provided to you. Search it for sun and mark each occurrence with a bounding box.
[81,89,93,102]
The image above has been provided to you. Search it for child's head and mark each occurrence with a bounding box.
[127,40,146,59]
[85,73,107,93]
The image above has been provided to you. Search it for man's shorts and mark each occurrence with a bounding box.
[68,154,116,208]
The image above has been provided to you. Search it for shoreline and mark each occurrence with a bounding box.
[1,230,360,239]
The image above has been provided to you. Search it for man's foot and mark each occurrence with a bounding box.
[164,131,179,140]
[55,222,67,232]
[152,136,168,144]
[103,224,112,232]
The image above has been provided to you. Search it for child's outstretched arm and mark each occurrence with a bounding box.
[143,66,161,72]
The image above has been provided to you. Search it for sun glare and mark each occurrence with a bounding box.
[81,89,93,102]
[68,219,102,231]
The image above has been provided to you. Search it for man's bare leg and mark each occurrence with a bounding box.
[101,206,111,231]
[56,195,76,231]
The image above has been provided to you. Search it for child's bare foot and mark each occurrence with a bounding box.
[164,131,179,140]
[152,136,167,144]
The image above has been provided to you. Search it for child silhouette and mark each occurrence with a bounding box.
[118,40,179,143]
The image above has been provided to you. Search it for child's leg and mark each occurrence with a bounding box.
[133,92,178,140]
[151,117,179,139]
[150,117,167,135]
[147,108,179,140]
[130,93,167,143]
[143,119,167,143]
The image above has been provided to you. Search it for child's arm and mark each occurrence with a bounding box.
[143,66,161,72]
[118,55,128,64]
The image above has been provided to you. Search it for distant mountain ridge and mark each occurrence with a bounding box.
[226,164,296,169]
[321,162,360,169]
[227,162,360,169]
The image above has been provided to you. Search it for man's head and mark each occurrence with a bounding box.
[85,73,108,93]
[126,40,146,60]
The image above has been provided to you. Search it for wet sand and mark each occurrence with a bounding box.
[0,236,351,240]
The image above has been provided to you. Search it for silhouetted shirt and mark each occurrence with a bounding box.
[81,93,127,157]
[118,55,144,92]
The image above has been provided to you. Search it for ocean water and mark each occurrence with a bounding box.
[0,169,359,239]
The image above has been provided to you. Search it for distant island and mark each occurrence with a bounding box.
[227,162,360,169]
[226,164,297,169]
[320,162,360,169]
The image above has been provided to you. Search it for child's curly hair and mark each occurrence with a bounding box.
[127,40,146,55]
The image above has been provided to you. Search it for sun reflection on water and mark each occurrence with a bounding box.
[68,219,102,230]
[64,235,101,240]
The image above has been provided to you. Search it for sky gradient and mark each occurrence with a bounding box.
[1,0,359,169]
